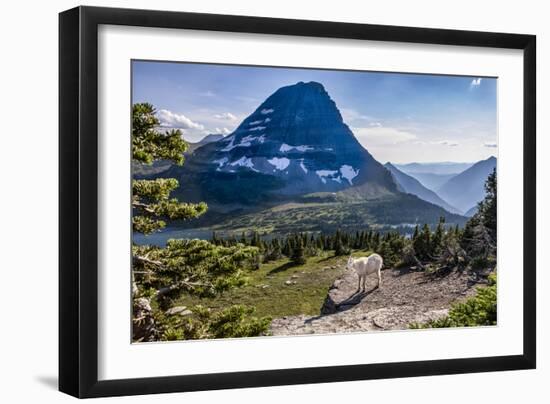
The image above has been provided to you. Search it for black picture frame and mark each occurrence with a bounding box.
[59,5,536,398]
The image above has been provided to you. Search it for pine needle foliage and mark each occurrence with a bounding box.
[132,103,207,235]
[131,102,270,341]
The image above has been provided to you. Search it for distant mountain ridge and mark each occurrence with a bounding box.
[384,163,460,214]
[404,172,457,191]
[186,133,225,154]
[394,162,474,175]
[436,156,496,213]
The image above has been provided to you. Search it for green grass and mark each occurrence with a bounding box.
[210,194,467,235]
[174,252,350,318]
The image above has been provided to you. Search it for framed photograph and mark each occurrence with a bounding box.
[59,6,536,398]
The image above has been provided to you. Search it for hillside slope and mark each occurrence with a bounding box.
[437,156,496,212]
[403,172,456,191]
[385,162,460,214]
[208,193,467,235]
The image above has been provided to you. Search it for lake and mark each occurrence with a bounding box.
[133,228,215,246]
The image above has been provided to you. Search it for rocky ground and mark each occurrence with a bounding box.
[270,264,483,336]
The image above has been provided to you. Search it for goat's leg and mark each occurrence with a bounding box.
[357,275,362,292]
[377,270,381,288]
[362,276,367,291]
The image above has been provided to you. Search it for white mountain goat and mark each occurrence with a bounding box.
[346,253,383,291]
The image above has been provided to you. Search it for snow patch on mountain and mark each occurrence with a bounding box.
[268,157,290,171]
[280,143,314,153]
[316,170,338,184]
[220,136,237,151]
[213,157,228,169]
[230,156,258,172]
[248,120,263,126]
[241,134,266,144]
[261,108,274,115]
[299,159,308,173]
[249,126,266,132]
[340,165,360,184]
[221,134,266,151]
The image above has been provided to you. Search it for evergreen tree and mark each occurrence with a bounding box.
[291,237,307,265]
[251,231,261,248]
[460,171,497,264]
[316,235,323,250]
[432,217,445,257]
[412,225,419,241]
[132,103,206,234]
[479,168,497,241]
[211,231,219,245]
[131,102,268,341]
[283,238,292,257]
[372,232,381,252]
[333,229,349,256]
[413,224,432,261]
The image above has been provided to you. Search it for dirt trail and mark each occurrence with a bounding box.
[270,264,481,336]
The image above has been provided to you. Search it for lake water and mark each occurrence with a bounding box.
[132,223,421,246]
[133,228,214,246]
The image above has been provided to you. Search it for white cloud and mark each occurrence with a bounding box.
[199,90,216,97]
[352,126,417,145]
[484,141,497,148]
[156,109,204,130]
[234,95,259,103]
[340,108,378,124]
[432,140,459,147]
[214,112,237,121]
[214,127,231,135]
[470,78,482,88]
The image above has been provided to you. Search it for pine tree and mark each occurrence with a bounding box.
[316,235,323,250]
[291,238,307,265]
[132,103,207,234]
[211,231,219,245]
[479,169,497,242]
[131,103,268,342]
[460,171,497,264]
[413,224,432,261]
[272,238,282,259]
[372,232,381,251]
[432,217,445,257]
[251,231,261,247]
[412,225,419,241]
[283,238,292,257]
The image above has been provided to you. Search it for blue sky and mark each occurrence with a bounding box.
[132,60,497,164]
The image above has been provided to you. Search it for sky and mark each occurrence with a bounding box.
[132,60,497,164]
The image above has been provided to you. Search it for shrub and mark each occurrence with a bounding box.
[173,305,271,340]
[411,273,497,328]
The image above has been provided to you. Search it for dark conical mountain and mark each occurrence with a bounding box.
[436,156,496,213]
[384,162,460,214]
[163,81,396,204]
[136,81,469,235]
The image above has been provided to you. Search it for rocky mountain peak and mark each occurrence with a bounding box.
[166,81,397,203]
